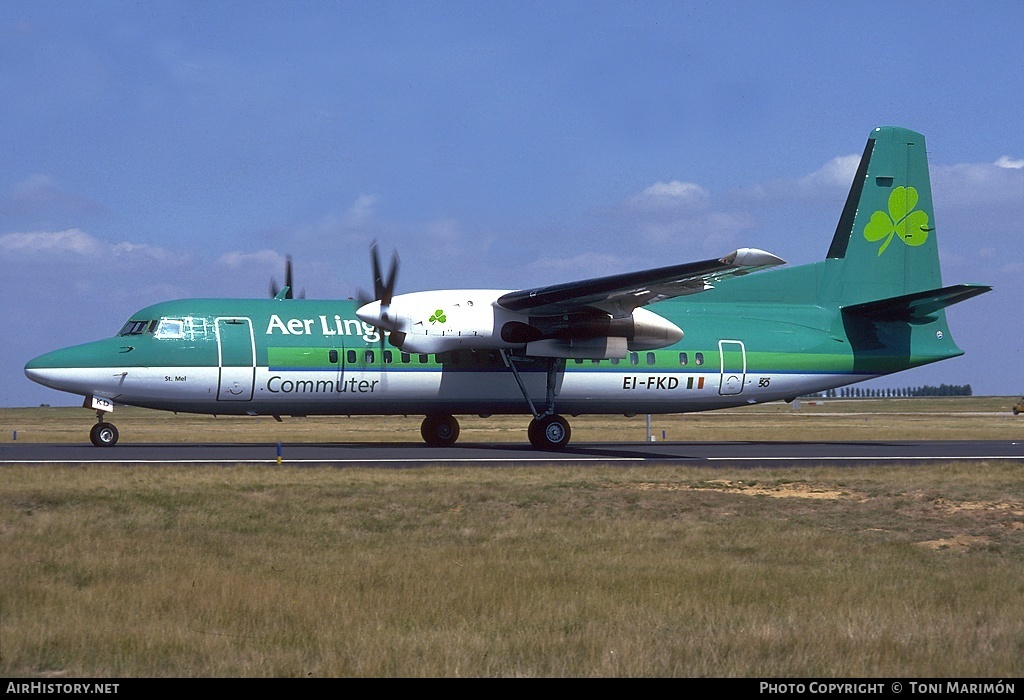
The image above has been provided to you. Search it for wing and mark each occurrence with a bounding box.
[495,248,785,317]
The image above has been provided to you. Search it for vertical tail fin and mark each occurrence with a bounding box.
[824,126,942,305]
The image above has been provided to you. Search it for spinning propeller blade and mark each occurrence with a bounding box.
[357,242,405,349]
[270,255,305,299]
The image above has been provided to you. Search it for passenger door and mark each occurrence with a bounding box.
[216,317,255,401]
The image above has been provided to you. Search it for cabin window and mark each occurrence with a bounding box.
[574,358,584,365]
[610,357,620,365]
[364,350,375,364]
[329,350,339,364]
[182,317,211,341]
[695,352,704,366]
[419,354,430,364]
[629,353,639,365]
[679,352,688,366]
[118,320,150,336]
[401,353,411,363]
[646,352,656,365]
[153,319,185,340]
[347,350,357,364]
[383,350,393,364]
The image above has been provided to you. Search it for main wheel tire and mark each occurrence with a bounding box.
[420,414,460,447]
[528,414,571,450]
[90,422,119,447]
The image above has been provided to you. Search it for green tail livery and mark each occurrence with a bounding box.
[25,127,990,449]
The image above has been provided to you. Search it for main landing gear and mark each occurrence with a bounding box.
[90,409,119,447]
[417,353,573,450]
[420,414,460,447]
[507,352,573,450]
[527,413,571,450]
[505,352,572,451]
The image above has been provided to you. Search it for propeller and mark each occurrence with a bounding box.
[270,255,305,300]
[357,242,405,348]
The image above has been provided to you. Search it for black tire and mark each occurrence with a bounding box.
[528,414,571,450]
[90,422,119,447]
[420,414,460,447]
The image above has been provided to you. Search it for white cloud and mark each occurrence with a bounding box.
[995,156,1024,169]
[0,229,176,263]
[216,249,286,269]
[110,242,174,260]
[734,153,860,202]
[933,160,1024,205]
[346,194,379,224]
[637,211,754,252]
[0,229,103,256]
[797,154,860,190]
[629,180,710,211]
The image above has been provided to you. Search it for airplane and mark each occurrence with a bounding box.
[24,126,991,449]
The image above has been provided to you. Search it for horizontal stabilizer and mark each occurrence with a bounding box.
[841,283,991,321]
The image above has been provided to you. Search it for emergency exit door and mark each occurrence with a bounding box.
[718,340,746,396]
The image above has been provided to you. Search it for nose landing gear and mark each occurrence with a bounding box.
[89,409,119,447]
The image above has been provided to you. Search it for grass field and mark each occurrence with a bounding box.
[1,398,1023,677]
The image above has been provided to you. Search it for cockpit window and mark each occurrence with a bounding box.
[154,319,185,339]
[118,320,150,336]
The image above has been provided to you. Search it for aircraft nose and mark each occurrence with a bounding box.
[24,342,118,395]
[25,348,72,388]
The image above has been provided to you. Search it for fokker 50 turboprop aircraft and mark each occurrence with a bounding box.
[25,127,990,449]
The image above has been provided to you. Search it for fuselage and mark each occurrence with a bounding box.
[24,270,964,419]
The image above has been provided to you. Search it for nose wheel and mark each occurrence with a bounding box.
[90,421,119,447]
[89,407,119,447]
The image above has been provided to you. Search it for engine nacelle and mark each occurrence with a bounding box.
[357,290,514,355]
[356,290,683,358]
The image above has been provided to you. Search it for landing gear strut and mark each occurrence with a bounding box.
[501,351,572,450]
[90,410,119,447]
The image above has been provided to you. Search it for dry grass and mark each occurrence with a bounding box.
[1,461,1023,677]
[3,396,1024,445]
[2,398,1023,677]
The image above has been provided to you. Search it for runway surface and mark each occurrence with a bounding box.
[3,440,1024,467]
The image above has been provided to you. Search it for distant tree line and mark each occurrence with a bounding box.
[816,384,973,398]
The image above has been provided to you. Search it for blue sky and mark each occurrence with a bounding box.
[2,1,1022,406]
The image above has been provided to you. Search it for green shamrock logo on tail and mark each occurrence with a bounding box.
[863,186,930,256]
[429,309,446,324]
